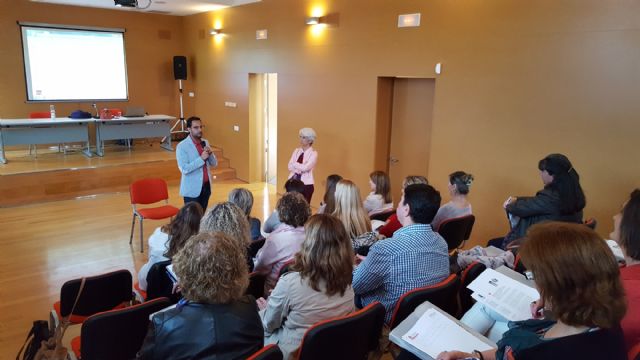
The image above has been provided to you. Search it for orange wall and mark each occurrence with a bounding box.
[184,0,640,245]
[0,0,189,119]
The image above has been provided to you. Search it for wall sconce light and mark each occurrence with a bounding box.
[435,62,442,75]
[305,16,321,25]
[398,13,421,28]
[256,29,268,40]
[209,28,222,36]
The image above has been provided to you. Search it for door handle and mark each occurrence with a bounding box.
[389,157,399,164]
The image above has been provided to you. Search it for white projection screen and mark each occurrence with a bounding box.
[20,23,128,102]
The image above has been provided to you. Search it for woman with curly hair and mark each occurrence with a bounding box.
[435,222,627,360]
[257,214,355,359]
[254,192,311,291]
[200,201,253,270]
[137,232,263,359]
[137,202,203,290]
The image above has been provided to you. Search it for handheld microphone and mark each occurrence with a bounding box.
[201,141,210,155]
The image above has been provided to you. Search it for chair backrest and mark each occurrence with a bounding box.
[80,297,171,360]
[59,270,133,317]
[513,253,527,275]
[584,217,597,230]
[369,209,395,222]
[130,178,170,205]
[29,111,51,119]
[145,260,181,304]
[437,215,476,250]
[389,274,460,329]
[629,342,640,360]
[247,272,266,299]
[459,261,487,315]
[247,344,284,360]
[297,301,385,360]
[278,259,296,279]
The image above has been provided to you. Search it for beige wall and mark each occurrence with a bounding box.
[0,0,189,119]
[183,0,640,245]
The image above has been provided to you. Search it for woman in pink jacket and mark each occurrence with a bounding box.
[288,127,318,203]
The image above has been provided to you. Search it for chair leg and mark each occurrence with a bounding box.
[129,214,136,245]
[139,218,144,253]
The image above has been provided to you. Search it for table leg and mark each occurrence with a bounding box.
[0,131,6,164]
[160,132,173,152]
[82,140,92,158]
[95,125,104,157]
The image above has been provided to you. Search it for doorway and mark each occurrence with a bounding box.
[249,73,278,184]
[374,77,435,202]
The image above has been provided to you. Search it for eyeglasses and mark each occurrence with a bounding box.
[524,270,535,281]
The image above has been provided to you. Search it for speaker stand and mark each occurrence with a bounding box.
[170,79,188,135]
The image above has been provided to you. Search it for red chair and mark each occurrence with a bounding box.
[129,178,179,252]
[584,217,597,230]
[296,302,386,360]
[389,274,460,330]
[69,297,171,360]
[248,344,283,360]
[278,259,296,279]
[51,270,134,327]
[629,342,640,360]
[458,261,487,316]
[437,215,476,251]
[370,209,395,222]
[513,253,527,275]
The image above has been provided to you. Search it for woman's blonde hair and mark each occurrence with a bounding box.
[173,231,249,304]
[332,180,371,239]
[402,175,428,188]
[200,202,251,247]
[520,222,626,329]
[292,214,354,296]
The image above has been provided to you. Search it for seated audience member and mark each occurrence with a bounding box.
[353,184,449,323]
[200,202,252,270]
[137,232,263,359]
[254,192,311,291]
[137,202,203,290]
[436,222,627,360]
[431,171,474,230]
[332,179,379,252]
[378,175,429,238]
[363,170,393,216]
[258,214,355,359]
[611,189,640,351]
[263,178,306,234]
[228,188,262,241]
[317,174,343,214]
[493,153,585,249]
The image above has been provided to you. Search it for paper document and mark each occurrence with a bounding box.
[402,308,494,358]
[467,268,540,321]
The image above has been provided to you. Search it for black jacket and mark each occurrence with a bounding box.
[137,296,263,360]
[504,187,583,245]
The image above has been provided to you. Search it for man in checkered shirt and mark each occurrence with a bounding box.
[352,183,450,324]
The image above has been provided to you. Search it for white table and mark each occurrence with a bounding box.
[94,115,175,156]
[0,118,92,164]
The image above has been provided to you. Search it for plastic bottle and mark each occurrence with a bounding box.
[49,104,56,119]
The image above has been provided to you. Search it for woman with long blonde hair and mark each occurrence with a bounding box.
[332,179,378,252]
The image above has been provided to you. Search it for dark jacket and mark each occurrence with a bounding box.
[137,296,263,360]
[504,187,583,246]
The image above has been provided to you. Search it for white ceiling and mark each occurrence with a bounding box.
[30,0,261,16]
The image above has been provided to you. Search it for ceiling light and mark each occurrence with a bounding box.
[305,17,321,25]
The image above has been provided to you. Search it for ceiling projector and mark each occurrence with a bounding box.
[114,0,137,7]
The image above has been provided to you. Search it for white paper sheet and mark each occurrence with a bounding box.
[467,268,540,321]
[401,308,495,359]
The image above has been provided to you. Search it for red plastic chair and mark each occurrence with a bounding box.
[70,297,171,360]
[437,215,476,250]
[296,302,386,360]
[247,344,283,360]
[129,178,179,253]
[388,274,460,330]
[629,342,640,360]
[458,261,487,316]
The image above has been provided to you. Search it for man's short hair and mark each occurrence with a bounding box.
[284,178,306,195]
[402,184,441,224]
[186,116,201,128]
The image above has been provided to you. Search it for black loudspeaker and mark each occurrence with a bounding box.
[173,56,187,80]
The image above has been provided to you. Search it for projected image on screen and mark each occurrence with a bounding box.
[21,25,128,102]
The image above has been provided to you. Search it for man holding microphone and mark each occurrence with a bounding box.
[176,116,217,211]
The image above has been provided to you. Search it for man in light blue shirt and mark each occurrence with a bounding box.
[176,117,217,211]
[353,184,449,324]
